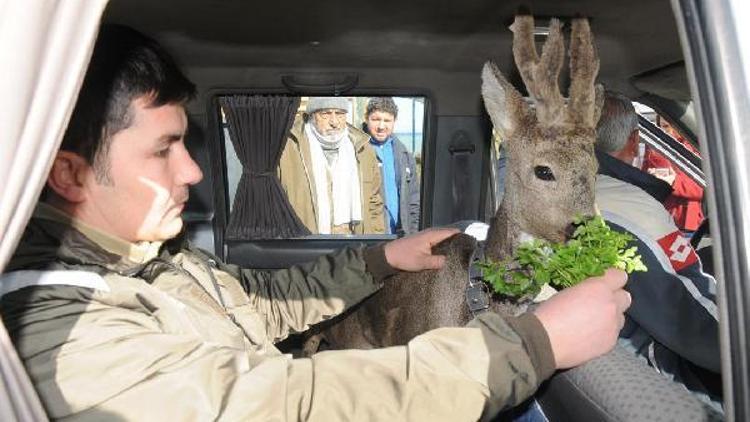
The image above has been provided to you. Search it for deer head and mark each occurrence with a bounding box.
[482,15,604,260]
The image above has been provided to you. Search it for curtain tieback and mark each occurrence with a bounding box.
[244,169,274,178]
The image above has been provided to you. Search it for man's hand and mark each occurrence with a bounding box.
[647,167,676,186]
[384,228,460,272]
[533,268,631,369]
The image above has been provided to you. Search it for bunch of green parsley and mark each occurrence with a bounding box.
[478,215,647,299]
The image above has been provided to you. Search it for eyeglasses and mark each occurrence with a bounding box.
[315,109,348,121]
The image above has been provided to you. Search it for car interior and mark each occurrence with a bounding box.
[103,1,722,420]
[3,0,748,420]
[103,0,708,260]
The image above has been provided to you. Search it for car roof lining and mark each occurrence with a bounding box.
[103,0,688,108]
[632,62,692,102]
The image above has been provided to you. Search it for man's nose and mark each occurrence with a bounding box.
[176,145,203,185]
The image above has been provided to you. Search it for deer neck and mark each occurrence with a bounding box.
[484,203,529,262]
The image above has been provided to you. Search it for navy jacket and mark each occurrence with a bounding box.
[596,152,720,398]
[391,137,420,234]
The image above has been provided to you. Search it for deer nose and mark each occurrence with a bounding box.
[564,223,578,241]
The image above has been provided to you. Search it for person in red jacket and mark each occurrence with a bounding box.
[641,117,705,232]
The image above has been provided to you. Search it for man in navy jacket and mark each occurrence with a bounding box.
[595,92,721,410]
[364,97,420,235]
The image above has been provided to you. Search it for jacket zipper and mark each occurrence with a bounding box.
[144,258,241,327]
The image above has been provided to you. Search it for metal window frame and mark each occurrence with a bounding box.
[673,0,750,419]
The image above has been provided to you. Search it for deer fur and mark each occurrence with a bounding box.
[303,15,604,354]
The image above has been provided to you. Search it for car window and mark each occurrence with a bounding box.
[634,103,702,174]
[635,103,706,234]
[219,95,425,238]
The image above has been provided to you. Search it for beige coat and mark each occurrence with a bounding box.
[0,204,555,421]
[278,116,385,234]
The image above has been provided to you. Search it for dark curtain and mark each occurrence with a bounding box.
[219,95,310,239]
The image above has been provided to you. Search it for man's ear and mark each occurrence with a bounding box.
[628,129,641,155]
[46,151,92,203]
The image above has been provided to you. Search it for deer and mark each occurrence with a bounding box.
[303,14,604,353]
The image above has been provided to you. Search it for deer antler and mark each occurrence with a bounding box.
[567,18,602,128]
[511,15,565,126]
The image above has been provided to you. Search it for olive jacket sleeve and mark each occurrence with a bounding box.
[3,286,554,421]
[1,245,554,421]
[216,245,392,343]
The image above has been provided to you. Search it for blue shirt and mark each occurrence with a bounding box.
[370,136,399,234]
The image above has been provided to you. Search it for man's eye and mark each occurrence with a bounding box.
[156,148,170,157]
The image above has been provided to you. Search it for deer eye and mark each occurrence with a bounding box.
[534,165,555,181]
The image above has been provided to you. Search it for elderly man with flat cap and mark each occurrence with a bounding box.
[279,97,385,234]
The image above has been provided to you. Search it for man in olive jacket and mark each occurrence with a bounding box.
[0,24,631,421]
[278,97,385,234]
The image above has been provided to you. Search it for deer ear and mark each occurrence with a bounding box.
[481,61,529,139]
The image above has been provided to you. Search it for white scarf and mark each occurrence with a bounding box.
[305,123,362,234]
[308,119,348,150]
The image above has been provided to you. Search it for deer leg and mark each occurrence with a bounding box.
[302,333,325,357]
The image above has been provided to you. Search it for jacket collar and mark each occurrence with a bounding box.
[35,204,163,264]
[7,203,186,275]
[596,150,673,202]
[369,135,394,148]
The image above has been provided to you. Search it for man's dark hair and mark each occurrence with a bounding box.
[62,24,196,183]
[365,97,398,119]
